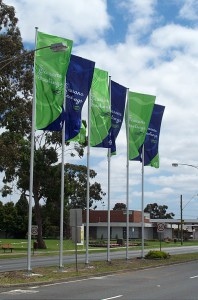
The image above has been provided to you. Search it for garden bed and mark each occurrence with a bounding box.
[89,242,143,247]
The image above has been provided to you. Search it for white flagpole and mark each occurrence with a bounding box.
[27,27,38,274]
[141,144,145,258]
[86,92,91,265]
[59,84,66,270]
[107,76,111,262]
[107,148,111,262]
[126,88,129,260]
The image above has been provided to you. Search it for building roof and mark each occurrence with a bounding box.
[82,210,150,223]
[82,210,198,226]
[151,219,198,224]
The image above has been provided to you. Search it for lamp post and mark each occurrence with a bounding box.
[0,43,67,71]
[1,39,67,274]
[180,195,183,245]
[29,40,67,274]
[172,163,198,170]
[172,162,198,245]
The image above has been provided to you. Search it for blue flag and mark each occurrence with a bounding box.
[94,80,127,151]
[133,104,165,168]
[65,55,95,141]
[43,55,95,136]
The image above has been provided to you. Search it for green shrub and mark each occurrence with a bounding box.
[145,250,170,259]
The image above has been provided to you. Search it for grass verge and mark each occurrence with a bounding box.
[1,252,198,287]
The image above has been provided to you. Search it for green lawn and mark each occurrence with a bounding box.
[1,238,198,250]
[0,238,79,253]
[0,238,198,258]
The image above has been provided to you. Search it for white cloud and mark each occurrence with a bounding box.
[2,0,198,217]
[119,0,157,38]
[5,0,111,44]
[150,24,198,55]
[179,0,198,21]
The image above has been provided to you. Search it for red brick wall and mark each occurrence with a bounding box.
[82,210,150,223]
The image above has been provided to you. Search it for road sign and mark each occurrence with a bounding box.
[157,222,165,233]
[31,225,38,236]
[71,226,82,243]
[70,209,82,227]
[123,210,132,215]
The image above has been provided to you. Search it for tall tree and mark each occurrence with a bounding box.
[3,201,17,237]
[15,193,28,238]
[42,163,105,238]
[0,2,105,248]
[144,203,175,219]
[43,163,105,209]
[0,200,5,233]
[113,203,127,210]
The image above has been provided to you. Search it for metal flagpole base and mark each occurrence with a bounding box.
[58,266,65,272]
[25,269,33,277]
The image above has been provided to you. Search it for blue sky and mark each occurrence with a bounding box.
[3,0,198,219]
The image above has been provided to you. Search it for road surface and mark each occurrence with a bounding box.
[0,245,198,272]
[1,260,198,299]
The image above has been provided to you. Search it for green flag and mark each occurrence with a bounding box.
[90,68,111,147]
[67,120,87,144]
[125,91,156,160]
[35,31,73,130]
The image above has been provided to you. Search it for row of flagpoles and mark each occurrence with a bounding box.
[27,29,165,272]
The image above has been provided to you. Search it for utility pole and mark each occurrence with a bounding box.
[180,195,183,245]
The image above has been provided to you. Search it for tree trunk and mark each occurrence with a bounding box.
[34,192,46,249]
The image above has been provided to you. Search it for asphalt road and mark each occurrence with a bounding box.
[1,260,198,299]
[0,245,198,272]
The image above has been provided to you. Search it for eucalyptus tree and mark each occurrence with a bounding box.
[144,203,175,219]
[0,1,105,248]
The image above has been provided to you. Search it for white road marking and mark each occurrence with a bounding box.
[42,277,90,287]
[1,289,38,295]
[101,295,123,300]
[190,275,198,279]
[41,274,115,287]
[91,276,109,279]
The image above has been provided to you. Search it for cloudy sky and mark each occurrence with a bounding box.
[4,0,198,219]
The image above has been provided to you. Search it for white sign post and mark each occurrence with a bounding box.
[31,225,38,255]
[157,223,165,251]
[31,225,38,236]
[157,222,165,233]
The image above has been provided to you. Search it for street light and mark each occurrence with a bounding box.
[180,195,183,245]
[172,162,198,245]
[1,40,67,274]
[28,41,67,274]
[172,163,198,170]
[0,42,67,71]
[179,194,198,245]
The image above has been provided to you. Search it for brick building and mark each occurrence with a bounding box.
[82,210,173,240]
